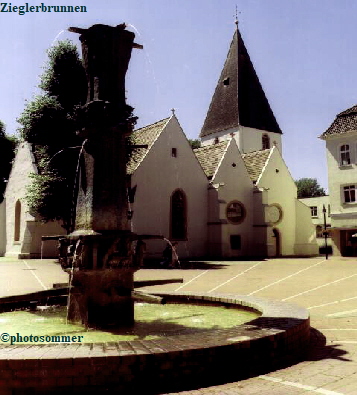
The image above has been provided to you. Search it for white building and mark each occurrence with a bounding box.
[320,106,357,256]
[299,196,331,250]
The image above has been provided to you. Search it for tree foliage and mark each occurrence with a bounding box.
[0,122,18,202]
[188,139,201,149]
[18,40,86,231]
[295,178,326,198]
[39,40,87,111]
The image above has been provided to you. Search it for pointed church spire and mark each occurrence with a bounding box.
[200,23,282,138]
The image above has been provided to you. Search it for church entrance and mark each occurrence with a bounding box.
[272,228,281,257]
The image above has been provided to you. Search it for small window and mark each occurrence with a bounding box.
[214,137,219,145]
[343,185,356,203]
[230,235,241,250]
[340,144,351,166]
[171,148,177,157]
[226,201,246,224]
[262,134,270,150]
[223,77,230,86]
[310,206,318,217]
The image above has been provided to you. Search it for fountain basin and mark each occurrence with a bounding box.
[0,292,310,394]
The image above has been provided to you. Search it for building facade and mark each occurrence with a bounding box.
[320,106,357,256]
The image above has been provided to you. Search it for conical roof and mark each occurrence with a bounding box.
[200,28,282,138]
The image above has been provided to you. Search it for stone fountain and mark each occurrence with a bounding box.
[60,23,145,328]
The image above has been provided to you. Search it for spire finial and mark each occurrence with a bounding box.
[171,108,176,116]
[235,5,239,26]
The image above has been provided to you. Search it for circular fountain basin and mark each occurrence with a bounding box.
[0,302,259,343]
[0,292,310,394]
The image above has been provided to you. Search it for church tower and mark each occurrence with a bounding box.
[200,20,282,154]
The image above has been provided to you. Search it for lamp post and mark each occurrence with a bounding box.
[323,204,328,260]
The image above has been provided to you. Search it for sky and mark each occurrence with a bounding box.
[1,0,357,193]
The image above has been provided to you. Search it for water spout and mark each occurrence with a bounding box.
[51,29,65,46]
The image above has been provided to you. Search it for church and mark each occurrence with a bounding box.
[0,23,318,260]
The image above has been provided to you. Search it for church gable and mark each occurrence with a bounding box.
[200,27,282,139]
[127,117,170,175]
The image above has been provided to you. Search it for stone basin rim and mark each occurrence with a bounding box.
[0,292,311,393]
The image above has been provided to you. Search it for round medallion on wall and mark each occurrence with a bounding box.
[266,204,283,225]
[226,201,246,224]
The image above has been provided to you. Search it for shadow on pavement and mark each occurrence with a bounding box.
[307,327,351,362]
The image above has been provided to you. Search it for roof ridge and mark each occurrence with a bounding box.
[134,117,170,133]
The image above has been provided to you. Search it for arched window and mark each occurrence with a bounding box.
[340,144,351,166]
[262,134,270,150]
[14,200,21,242]
[170,189,187,240]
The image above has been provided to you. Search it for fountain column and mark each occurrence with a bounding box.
[65,24,142,328]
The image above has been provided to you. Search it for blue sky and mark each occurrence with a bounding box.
[1,0,357,192]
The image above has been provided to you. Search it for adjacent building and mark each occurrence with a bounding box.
[320,106,357,256]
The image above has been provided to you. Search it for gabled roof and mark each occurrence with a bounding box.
[242,148,272,183]
[127,117,170,174]
[193,141,228,179]
[320,105,357,139]
[200,27,282,138]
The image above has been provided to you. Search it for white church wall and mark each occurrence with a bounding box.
[4,143,37,257]
[131,116,208,259]
[201,126,282,155]
[257,147,297,256]
[211,139,254,257]
[4,143,65,258]
[239,126,282,154]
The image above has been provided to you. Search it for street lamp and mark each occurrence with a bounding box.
[322,204,328,260]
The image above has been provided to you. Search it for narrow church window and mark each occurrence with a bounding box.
[14,200,21,242]
[262,134,270,150]
[226,201,246,224]
[171,148,177,157]
[171,189,187,240]
[223,77,230,86]
[340,144,350,165]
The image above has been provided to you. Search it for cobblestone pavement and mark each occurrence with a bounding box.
[1,256,357,394]
[135,256,357,395]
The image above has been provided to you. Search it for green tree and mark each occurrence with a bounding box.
[188,139,201,149]
[295,178,326,198]
[18,40,86,231]
[0,121,18,202]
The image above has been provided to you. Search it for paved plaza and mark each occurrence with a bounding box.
[0,256,357,394]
